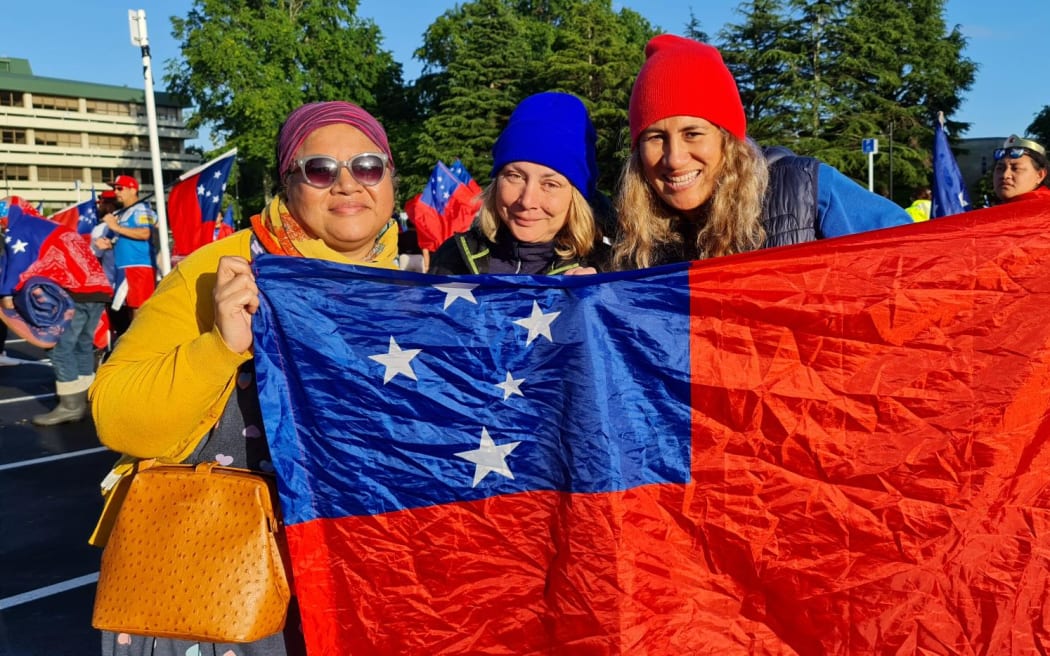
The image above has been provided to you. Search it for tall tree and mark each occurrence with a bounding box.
[534,1,651,191]
[406,0,535,197]
[166,0,404,213]
[718,0,797,143]
[718,0,974,202]
[406,0,652,198]
[833,0,976,201]
[1027,106,1050,147]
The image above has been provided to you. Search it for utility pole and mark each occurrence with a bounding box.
[128,9,172,276]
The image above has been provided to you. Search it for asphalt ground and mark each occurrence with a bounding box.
[0,338,115,655]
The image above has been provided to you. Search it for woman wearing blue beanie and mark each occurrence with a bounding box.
[428,92,608,275]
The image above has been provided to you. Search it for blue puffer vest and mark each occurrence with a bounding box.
[760,146,821,248]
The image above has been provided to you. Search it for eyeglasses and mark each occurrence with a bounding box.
[994,147,1031,161]
[292,153,389,188]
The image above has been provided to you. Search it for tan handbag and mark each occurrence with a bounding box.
[91,459,291,643]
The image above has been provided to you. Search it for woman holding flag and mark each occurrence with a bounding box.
[90,100,401,656]
[609,35,910,270]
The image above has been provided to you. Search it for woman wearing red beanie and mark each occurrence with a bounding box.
[609,35,911,270]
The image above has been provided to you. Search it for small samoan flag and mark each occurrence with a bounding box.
[167,148,236,257]
[404,159,482,251]
[49,192,98,237]
[253,196,1050,655]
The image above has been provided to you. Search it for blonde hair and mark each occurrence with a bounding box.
[610,129,769,270]
[476,173,597,260]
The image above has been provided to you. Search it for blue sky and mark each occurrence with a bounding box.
[2,0,1045,143]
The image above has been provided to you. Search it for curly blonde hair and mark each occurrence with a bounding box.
[610,129,769,270]
[476,174,597,260]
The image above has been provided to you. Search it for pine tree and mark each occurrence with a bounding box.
[167,0,404,213]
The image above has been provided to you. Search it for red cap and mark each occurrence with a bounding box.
[628,35,746,146]
[111,175,139,191]
[99,190,117,200]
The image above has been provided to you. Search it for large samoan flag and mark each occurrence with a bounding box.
[403,159,482,251]
[49,192,98,237]
[931,116,972,218]
[253,197,1050,655]
[167,148,236,257]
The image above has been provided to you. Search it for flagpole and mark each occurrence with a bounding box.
[129,9,172,277]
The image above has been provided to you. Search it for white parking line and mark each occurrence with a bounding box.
[0,392,57,405]
[0,572,99,610]
[0,446,110,472]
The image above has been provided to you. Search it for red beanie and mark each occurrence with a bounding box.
[628,35,746,146]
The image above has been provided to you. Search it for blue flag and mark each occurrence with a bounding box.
[931,118,971,218]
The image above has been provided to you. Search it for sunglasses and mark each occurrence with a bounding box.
[292,153,389,188]
[994,147,1032,161]
[112,186,125,191]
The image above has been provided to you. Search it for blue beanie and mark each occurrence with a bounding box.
[490,92,598,199]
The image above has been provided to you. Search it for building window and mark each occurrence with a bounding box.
[34,130,82,147]
[2,129,26,144]
[85,99,133,116]
[0,165,30,181]
[88,134,134,150]
[0,90,24,107]
[32,94,79,112]
[156,105,180,121]
[37,166,81,183]
[159,137,182,154]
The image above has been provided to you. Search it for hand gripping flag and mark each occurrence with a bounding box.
[253,197,1050,655]
[932,112,972,218]
[167,148,236,257]
[404,159,482,252]
[49,191,98,237]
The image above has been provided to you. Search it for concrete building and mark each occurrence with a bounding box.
[0,57,198,213]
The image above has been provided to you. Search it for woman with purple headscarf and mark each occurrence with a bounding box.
[89,101,401,656]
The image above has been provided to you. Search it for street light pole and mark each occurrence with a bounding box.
[128,9,172,276]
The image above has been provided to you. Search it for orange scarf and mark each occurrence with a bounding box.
[250,196,398,268]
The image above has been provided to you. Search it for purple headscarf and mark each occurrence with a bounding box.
[277,101,394,177]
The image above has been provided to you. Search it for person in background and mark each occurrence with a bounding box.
[905,186,932,222]
[992,134,1050,204]
[610,35,911,270]
[428,91,606,275]
[89,100,400,656]
[0,200,113,425]
[94,175,157,318]
[91,190,131,343]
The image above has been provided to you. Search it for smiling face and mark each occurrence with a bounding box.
[993,153,1047,201]
[495,161,574,243]
[284,123,395,259]
[636,115,725,219]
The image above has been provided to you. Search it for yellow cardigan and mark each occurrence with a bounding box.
[90,230,254,463]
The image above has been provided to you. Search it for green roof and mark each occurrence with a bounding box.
[0,57,189,108]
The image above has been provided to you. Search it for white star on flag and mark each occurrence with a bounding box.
[513,301,560,346]
[455,427,521,487]
[12,239,28,254]
[369,336,422,383]
[495,371,524,400]
[434,282,478,310]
